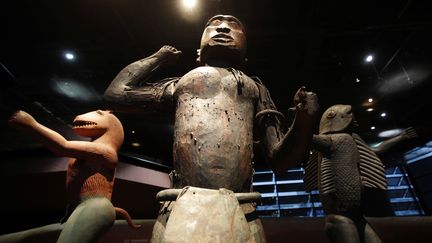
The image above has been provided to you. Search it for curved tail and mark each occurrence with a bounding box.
[115,207,141,229]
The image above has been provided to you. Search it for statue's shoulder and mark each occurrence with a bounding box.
[250,76,276,109]
[150,76,181,86]
[250,76,267,88]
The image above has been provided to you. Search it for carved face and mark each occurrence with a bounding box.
[72,110,123,142]
[199,15,247,66]
[319,104,356,134]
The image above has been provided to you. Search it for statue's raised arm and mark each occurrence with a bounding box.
[256,86,319,174]
[104,45,182,112]
[371,126,418,155]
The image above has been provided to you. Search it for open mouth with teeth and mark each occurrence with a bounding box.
[72,120,97,128]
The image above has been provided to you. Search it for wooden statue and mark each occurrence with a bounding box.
[9,110,140,243]
[304,104,418,243]
[104,14,319,243]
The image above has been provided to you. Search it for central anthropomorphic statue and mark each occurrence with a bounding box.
[104,14,319,242]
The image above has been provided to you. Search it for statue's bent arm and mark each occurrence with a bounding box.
[258,87,319,174]
[9,111,116,167]
[104,46,181,112]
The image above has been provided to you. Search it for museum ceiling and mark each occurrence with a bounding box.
[1,0,432,168]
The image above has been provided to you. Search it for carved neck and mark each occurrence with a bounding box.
[93,132,122,151]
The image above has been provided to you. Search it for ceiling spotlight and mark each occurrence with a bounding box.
[370,126,376,130]
[356,78,360,83]
[51,78,94,101]
[380,112,387,117]
[365,55,373,62]
[131,142,141,147]
[378,128,403,138]
[131,130,135,134]
[368,98,373,103]
[64,52,75,60]
[182,0,197,8]
[367,108,374,112]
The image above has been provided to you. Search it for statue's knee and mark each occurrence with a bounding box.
[326,214,354,225]
[325,214,356,232]
[82,198,116,224]
[325,214,360,243]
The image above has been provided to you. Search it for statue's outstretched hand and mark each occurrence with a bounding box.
[8,110,37,130]
[157,45,182,65]
[401,126,418,139]
[293,86,319,116]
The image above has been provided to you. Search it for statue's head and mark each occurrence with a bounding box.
[319,104,357,134]
[198,14,247,67]
[72,110,124,149]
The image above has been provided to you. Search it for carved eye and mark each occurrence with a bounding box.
[327,110,336,118]
[96,110,104,115]
[208,19,222,27]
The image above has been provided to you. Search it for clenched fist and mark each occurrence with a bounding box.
[155,45,182,66]
[293,86,319,116]
[8,110,37,130]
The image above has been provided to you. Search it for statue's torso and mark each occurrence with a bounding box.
[66,158,115,201]
[173,66,259,192]
[319,133,362,214]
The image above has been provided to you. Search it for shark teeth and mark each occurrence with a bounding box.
[73,120,97,128]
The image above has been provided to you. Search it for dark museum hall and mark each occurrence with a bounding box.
[1,0,432,242]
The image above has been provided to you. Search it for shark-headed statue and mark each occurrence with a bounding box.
[8,110,140,243]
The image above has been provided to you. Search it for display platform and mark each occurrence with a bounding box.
[1,216,431,243]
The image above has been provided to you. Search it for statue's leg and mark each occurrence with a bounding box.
[150,201,172,243]
[241,203,267,243]
[0,223,63,243]
[325,214,360,243]
[57,197,115,243]
[247,218,267,243]
[363,222,382,243]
